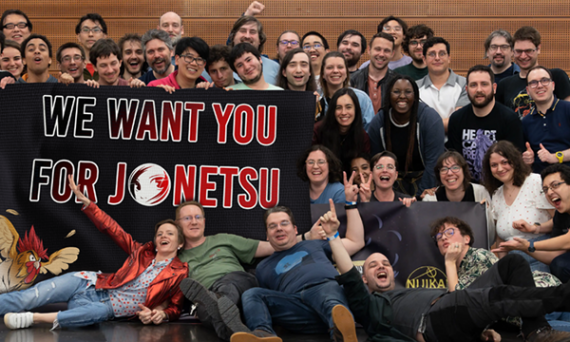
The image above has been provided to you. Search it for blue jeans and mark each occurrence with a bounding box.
[509,234,551,273]
[551,251,570,283]
[241,280,350,336]
[0,272,114,327]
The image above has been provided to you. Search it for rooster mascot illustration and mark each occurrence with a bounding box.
[0,215,80,294]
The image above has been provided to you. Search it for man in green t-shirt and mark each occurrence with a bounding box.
[176,200,287,341]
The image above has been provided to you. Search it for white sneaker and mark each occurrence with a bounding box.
[4,312,34,329]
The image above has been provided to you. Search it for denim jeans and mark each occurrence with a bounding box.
[509,234,551,273]
[0,272,114,328]
[241,280,349,336]
[551,251,570,283]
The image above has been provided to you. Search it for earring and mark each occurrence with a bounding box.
[155,248,158,252]
[177,247,181,250]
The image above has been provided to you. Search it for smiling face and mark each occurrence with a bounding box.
[283,52,310,91]
[265,212,298,251]
[526,68,554,106]
[363,253,395,292]
[302,35,327,70]
[369,37,393,72]
[440,157,464,191]
[306,150,329,185]
[145,38,172,75]
[77,19,106,53]
[513,39,539,73]
[335,94,356,133]
[339,34,363,68]
[382,20,404,47]
[372,156,397,190]
[435,223,470,256]
[390,79,415,117]
[58,47,85,82]
[233,22,261,50]
[176,47,205,83]
[1,46,24,78]
[543,173,570,213]
[323,56,347,91]
[351,157,371,185]
[177,204,206,242]
[467,70,496,109]
[489,152,514,185]
[155,223,183,258]
[158,12,184,44]
[122,40,144,76]
[234,52,263,85]
[95,53,121,85]
[23,38,51,75]
[3,14,31,44]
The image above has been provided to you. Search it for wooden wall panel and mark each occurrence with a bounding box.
[3,0,569,75]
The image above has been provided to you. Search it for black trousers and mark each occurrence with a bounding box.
[425,254,568,342]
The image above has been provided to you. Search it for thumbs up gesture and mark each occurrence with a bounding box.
[537,143,557,164]
[522,142,534,165]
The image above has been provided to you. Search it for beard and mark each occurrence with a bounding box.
[469,91,494,108]
[345,54,360,68]
[242,66,263,85]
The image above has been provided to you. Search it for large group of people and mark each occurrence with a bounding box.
[3,2,570,342]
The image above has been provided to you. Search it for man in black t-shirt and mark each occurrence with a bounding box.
[495,164,570,283]
[495,26,570,119]
[447,65,524,182]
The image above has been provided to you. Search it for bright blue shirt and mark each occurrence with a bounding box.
[310,182,345,204]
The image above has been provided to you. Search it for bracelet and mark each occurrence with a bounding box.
[301,232,307,240]
[345,201,357,205]
[327,231,340,241]
[345,204,358,210]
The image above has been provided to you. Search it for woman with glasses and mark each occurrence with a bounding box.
[358,151,414,207]
[482,141,554,273]
[367,74,445,197]
[296,145,345,204]
[148,37,209,92]
[313,88,370,173]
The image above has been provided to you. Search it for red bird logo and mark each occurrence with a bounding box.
[0,215,80,294]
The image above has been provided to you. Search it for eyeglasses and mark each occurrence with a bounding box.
[541,181,566,194]
[267,220,291,230]
[409,39,427,47]
[488,44,511,52]
[279,40,299,46]
[177,215,204,222]
[180,54,206,66]
[81,27,103,34]
[433,227,456,242]
[306,159,327,166]
[303,43,323,51]
[514,48,536,56]
[375,164,395,170]
[61,55,84,63]
[383,25,402,32]
[440,165,461,174]
[3,22,28,30]
[426,51,448,59]
[528,77,552,89]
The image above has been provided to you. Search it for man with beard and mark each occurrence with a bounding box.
[228,16,279,85]
[158,12,183,46]
[16,34,58,83]
[85,39,145,88]
[351,32,397,115]
[75,13,107,80]
[337,30,366,74]
[394,24,434,80]
[118,33,146,80]
[496,26,570,119]
[56,42,86,84]
[484,29,519,84]
[447,65,523,182]
[139,29,175,85]
[227,43,281,90]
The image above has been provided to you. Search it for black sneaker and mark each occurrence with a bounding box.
[218,296,251,334]
[332,305,357,342]
[180,278,220,323]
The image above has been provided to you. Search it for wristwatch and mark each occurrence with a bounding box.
[556,152,564,164]
[528,240,536,253]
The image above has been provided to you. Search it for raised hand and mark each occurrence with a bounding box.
[244,1,265,16]
[537,143,556,164]
[343,171,359,203]
[358,172,373,203]
[522,142,534,165]
[319,199,340,237]
[68,174,91,207]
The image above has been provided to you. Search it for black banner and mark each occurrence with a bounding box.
[0,84,315,274]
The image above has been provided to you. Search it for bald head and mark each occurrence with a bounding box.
[362,253,395,292]
[158,12,184,44]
